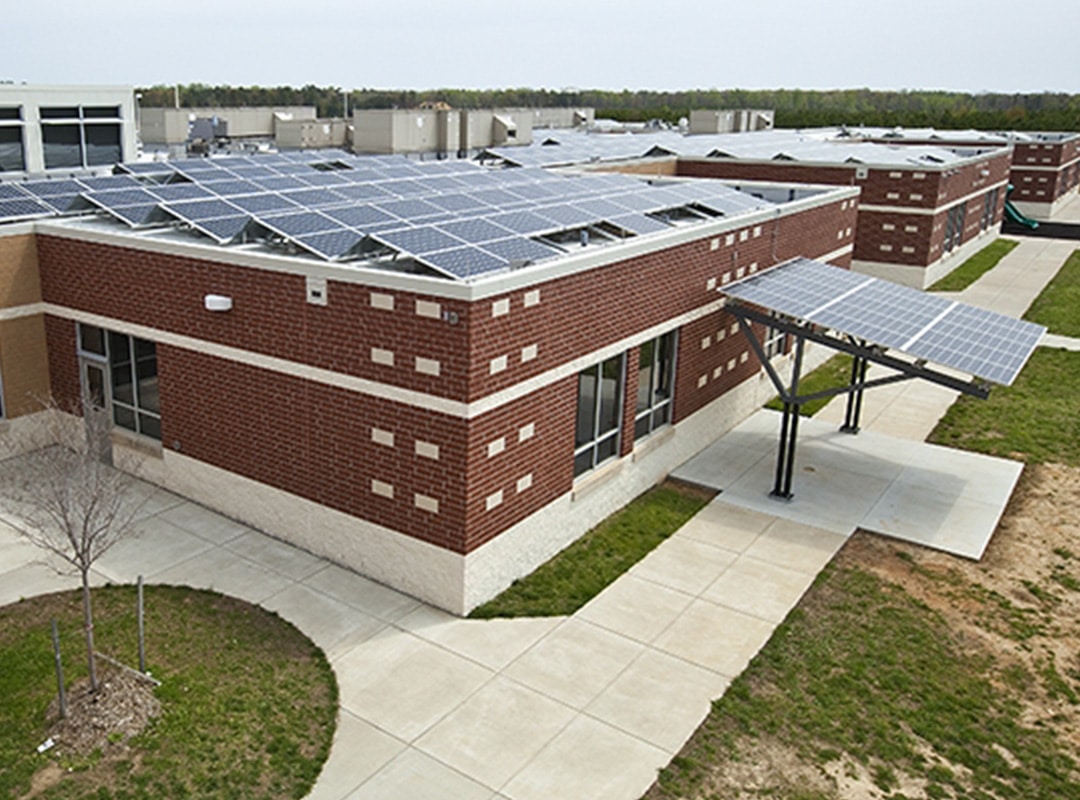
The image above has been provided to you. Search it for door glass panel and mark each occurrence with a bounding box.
[85,363,106,407]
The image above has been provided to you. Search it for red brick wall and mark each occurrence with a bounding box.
[36,237,473,402]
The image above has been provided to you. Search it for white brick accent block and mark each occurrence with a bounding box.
[414,494,439,513]
[415,357,440,376]
[371,480,394,499]
[371,428,395,447]
[415,440,440,460]
[415,299,441,319]
[487,437,506,458]
[490,355,508,374]
[486,490,504,511]
[370,292,394,311]
[371,348,394,366]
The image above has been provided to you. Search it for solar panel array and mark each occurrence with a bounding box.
[722,257,1045,386]
[0,150,774,281]
[484,129,972,169]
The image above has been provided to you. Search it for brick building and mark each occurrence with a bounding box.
[0,151,857,612]
[485,130,1014,288]
[844,127,1080,222]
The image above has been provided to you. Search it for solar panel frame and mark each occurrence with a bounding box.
[723,258,1045,386]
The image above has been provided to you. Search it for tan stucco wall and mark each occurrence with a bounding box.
[0,234,42,309]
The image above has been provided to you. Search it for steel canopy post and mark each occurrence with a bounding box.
[841,352,868,434]
[771,335,805,500]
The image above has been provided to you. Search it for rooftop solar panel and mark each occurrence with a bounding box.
[331,183,395,202]
[374,198,446,221]
[480,237,562,264]
[292,229,366,260]
[192,215,251,243]
[532,204,596,227]
[19,179,87,198]
[0,197,54,220]
[0,184,29,201]
[375,226,465,255]
[227,193,300,214]
[146,183,215,202]
[322,204,397,229]
[253,175,309,192]
[278,187,349,208]
[257,210,343,237]
[426,193,492,213]
[418,246,509,280]
[100,203,161,227]
[484,209,559,235]
[202,178,264,197]
[164,197,243,221]
[722,258,1044,386]
[608,213,673,236]
[436,218,514,244]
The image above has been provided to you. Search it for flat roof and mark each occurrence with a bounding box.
[481,128,1009,171]
[0,150,843,284]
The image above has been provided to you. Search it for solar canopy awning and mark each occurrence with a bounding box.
[723,257,1044,387]
[720,257,1045,500]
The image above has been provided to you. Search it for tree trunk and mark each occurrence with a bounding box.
[81,571,98,693]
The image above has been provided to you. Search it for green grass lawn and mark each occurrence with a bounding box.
[469,483,712,618]
[929,347,1080,466]
[647,560,1080,800]
[0,585,338,800]
[1024,248,1080,337]
[765,353,854,417]
[928,237,1020,292]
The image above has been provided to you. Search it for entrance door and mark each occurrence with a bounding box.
[79,357,113,465]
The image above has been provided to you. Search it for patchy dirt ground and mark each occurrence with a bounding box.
[651,462,1080,800]
[22,664,159,799]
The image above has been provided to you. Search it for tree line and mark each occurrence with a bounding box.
[136,85,1080,132]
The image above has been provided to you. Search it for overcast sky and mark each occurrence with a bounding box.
[6,0,1079,94]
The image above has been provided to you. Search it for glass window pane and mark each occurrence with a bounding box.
[0,108,21,121]
[634,416,650,440]
[138,414,161,440]
[42,124,82,169]
[108,331,132,366]
[111,364,134,405]
[573,450,593,478]
[83,106,121,119]
[113,404,136,431]
[134,337,156,360]
[596,434,618,464]
[636,339,654,414]
[654,403,671,428]
[79,324,106,356]
[136,366,159,414]
[597,356,622,435]
[0,127,24,172]
[575,368,597,448]
[40,107,79,119]
[85,124,122,166]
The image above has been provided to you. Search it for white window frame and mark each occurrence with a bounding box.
[634,331,677,442]
[77,324,161,440]
[574,353,626,478]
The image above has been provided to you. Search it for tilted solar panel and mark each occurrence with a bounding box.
[722,258,1044,386]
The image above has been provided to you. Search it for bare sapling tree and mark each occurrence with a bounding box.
[0,397,144,693]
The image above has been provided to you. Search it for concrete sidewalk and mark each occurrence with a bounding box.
[0,464,842,800]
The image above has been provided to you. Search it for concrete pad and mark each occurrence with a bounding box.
[744,518,848,576]
[629,535,738,596]
[334,626,492,742]
[502,618,643,709]
[396,605,561,671]
[261,582,386,656]
[585,648,730,755]
[670,411,775,489]
[304,563,419,623]
[345,747,493,800]
[305,711,405,800]
[500,715,668,800]
[94,517,214,583]
[576,574,694,645]
[156,501,250,545]
[676,500,773,553]
[653,598,777,677]
[415,676,575,790]
[702,556,818,623]
[0,561,85,606]
[723,450,887,534]
[150,546,293,605]
[224,530,326,581]
[121,481,186,521]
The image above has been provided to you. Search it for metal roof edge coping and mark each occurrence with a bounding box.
[678,147,1011,172]
[31,183,854,303]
